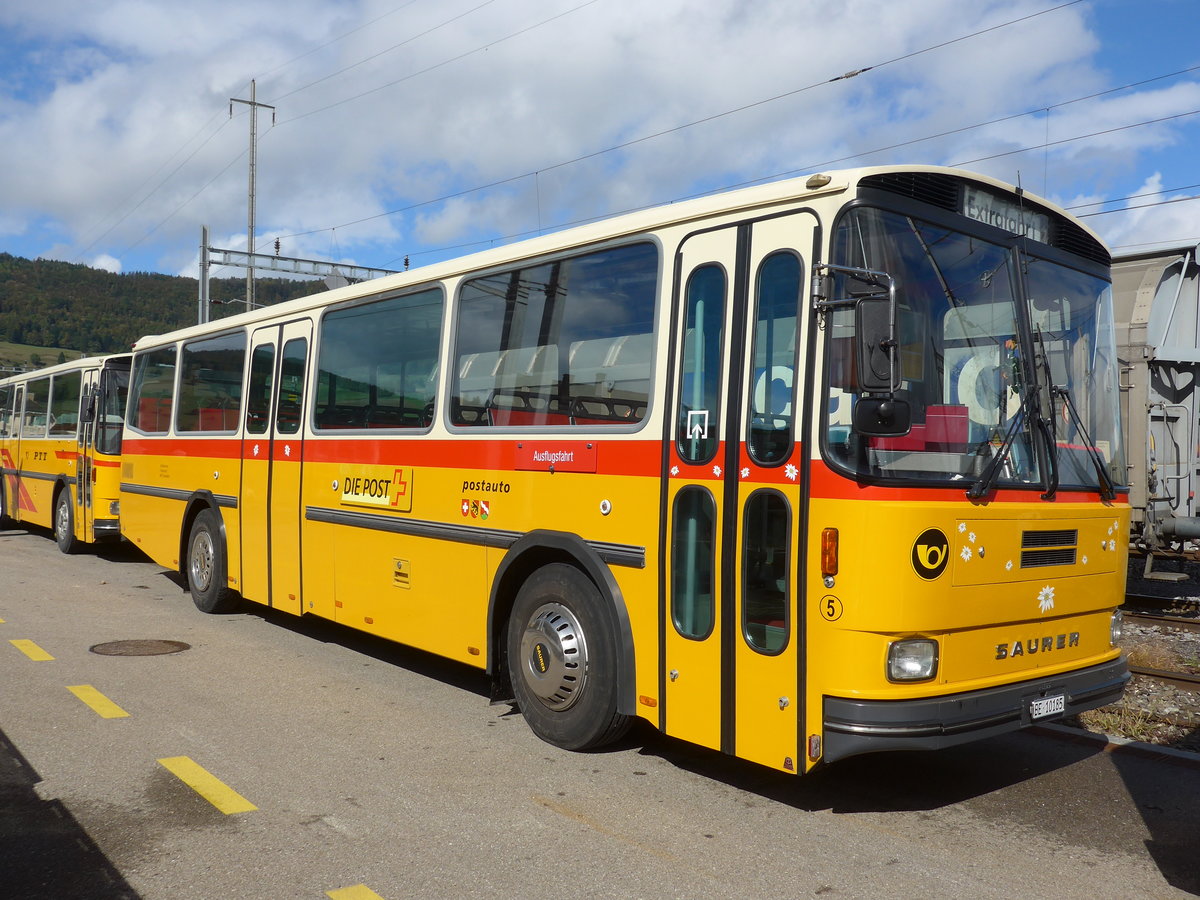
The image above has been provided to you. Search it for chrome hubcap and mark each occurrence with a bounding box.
[55,497,69,541]
[519,602,588,711]
[190,531,214,592]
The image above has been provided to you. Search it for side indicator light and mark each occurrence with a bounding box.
[821,528,839,577]
[639,695,658,708]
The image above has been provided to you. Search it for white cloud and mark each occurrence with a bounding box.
[91,253,121,272]
[0,0,1197,271]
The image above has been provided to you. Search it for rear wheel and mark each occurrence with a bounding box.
[186,509,240,613]
[506,563,631,750]
[54,488,79,554]
[0,476,8,526]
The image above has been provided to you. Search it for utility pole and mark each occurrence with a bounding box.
[198,225,210,324]
[230,80,275,310]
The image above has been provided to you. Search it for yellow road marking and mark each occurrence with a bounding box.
[0,617,6,623]
[10,639,53,661]
[67,685,130,719]
[327,887,387,900]
[157,756,257,815]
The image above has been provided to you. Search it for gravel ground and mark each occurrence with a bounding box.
[1063,560,1200,754]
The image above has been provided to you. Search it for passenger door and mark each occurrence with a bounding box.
[662,213,813,772]
[241,321,311,614]
[76,367,100,542]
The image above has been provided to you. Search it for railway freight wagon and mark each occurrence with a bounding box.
[1112,244,1200,577]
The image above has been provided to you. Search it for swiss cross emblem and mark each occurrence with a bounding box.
[461,499,470,516]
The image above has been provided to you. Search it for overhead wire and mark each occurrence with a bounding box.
[102,0,1199,266]
[267,0,501,105]
[277,0,1100,242]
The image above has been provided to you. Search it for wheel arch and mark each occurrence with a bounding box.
[487,529,637,716]
[177,490,225,578]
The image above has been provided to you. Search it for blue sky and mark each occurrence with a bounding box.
[0,0,1197,278]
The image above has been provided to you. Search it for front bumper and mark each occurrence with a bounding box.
[822,654,1128,765]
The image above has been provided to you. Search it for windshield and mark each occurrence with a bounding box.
[1023,256,1126,491]
[823,206,1126,493]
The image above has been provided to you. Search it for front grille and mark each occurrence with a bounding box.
[1020,528,1078,568]
[1021,548,1077,568]
[1022,529,1078,547]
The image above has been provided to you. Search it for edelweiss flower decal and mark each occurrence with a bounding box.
[960,545,972,562]
[670,465,679,476]
[1037,585,1055,614]
[740,467,750,479]
[785,463,798,481]
[713,465,722,477]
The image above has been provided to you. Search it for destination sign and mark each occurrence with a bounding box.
[962,186,1050,245]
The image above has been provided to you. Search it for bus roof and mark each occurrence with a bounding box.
[134,164,1102,351]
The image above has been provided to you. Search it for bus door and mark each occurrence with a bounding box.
[0,384,20,519]
[77,367,101,540]
[242,322,311,614]
[663,214,813,771]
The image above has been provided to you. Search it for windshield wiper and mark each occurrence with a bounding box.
[1031,326,1059,500]
[1051,384,1116,501]
[966,406,1026,500]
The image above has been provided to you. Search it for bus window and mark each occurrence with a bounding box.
[95,366,129,456]
[245,344,275,435]
[742,490,790,654]
[22,377,48,437]
[0,383,10,437]
[177,332,246,433]
[452,242,657,427]
[129,347,177,434]
[676,264,726,462]
[671,486,717,640]
[748,253,800,465]
[277,338,306,435]
[48,371,82,437]
[315,287,444,431]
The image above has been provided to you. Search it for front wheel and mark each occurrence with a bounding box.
[54,488,78,554]
[186,509,240,613]
[506,563,631,751]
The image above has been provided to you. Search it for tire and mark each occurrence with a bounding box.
[54,487,79,554]
[186,509,240,613]
[506,563,631,751]
[0,476,8,527]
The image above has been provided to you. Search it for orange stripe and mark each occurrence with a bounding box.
[808,460,1119,504]
[125,436,665,478]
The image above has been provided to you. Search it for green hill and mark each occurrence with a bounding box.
[0,253,324,366]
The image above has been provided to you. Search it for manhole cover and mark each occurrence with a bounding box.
[89,640,191,656]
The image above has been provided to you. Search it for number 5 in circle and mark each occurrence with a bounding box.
[820,595,843,622]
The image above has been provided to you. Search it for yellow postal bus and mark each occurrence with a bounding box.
[0,354,131,552]
[119,166,1129,773]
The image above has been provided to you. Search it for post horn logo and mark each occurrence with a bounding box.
[912,528,950,580]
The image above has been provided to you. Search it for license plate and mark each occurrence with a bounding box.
[1030,694,1066,719]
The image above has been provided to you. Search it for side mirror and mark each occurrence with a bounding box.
[856,296,896,393]
[79,393,96,425]
[853,397,912,436]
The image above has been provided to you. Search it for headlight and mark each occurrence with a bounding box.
[887,639,939,682]
[109,500,120,516]
[1111,608,1123,647]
